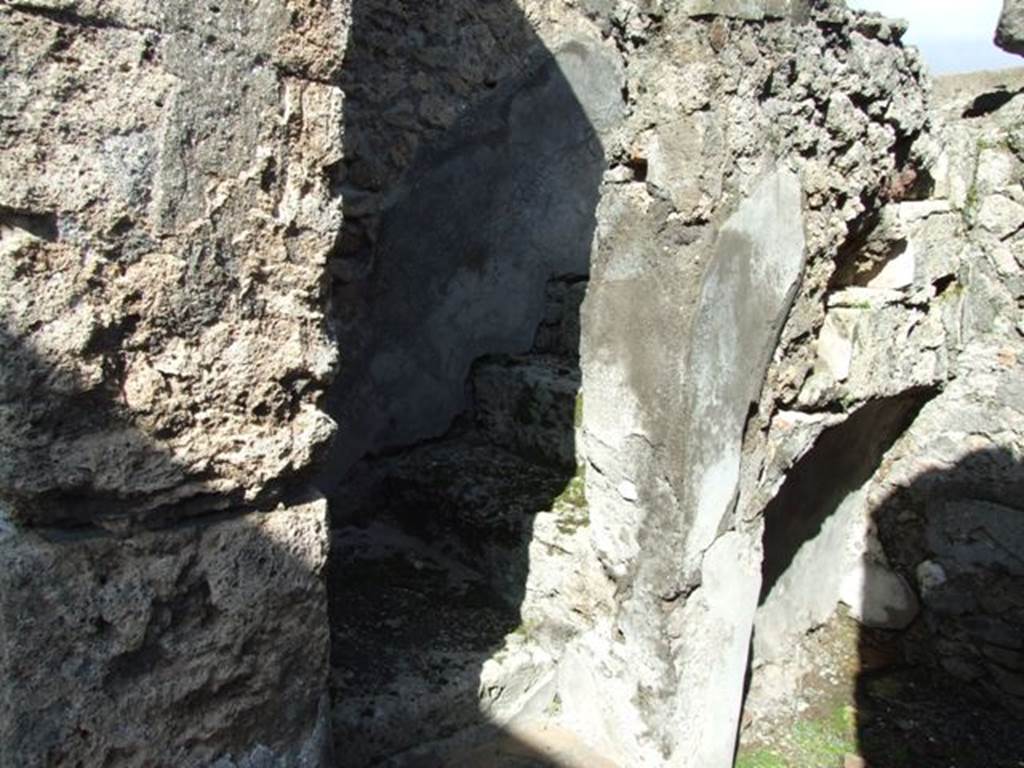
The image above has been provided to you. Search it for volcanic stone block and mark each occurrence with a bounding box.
[0,4,342,529]
[681,0,808,20]
[0,497,330,768]
[473,355,581,470]
[996,0,1024,55]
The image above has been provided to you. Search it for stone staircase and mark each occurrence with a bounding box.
[328,277,600,767]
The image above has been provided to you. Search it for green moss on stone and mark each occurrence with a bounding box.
[735,750,787,768]
[735,703,857,768]
[553,463,589,535]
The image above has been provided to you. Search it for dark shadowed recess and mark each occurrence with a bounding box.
[736,390,934,763]
[318,0,606,764]
[857,448,1024,768]
[745,382,1024,766]
[962,86,1024,119]
[758,390,934,602]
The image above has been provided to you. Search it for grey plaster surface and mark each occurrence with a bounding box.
[682,168,807,565]
[324,37,621,480]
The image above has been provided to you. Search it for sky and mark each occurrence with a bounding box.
[847,0,1021,74]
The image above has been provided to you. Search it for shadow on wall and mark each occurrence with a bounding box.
[0,314,242,532]
[325,0,611,471]
[758,392,933,603]
[744,391,930,765]
[750,393,1024,767]
[320,0,614,765]
[0,321,331,767]
[857,447,1024,768]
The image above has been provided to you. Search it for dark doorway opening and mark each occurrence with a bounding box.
[316,2,620,763]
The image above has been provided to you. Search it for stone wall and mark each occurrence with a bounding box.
[3,0,1022,765]
[309,4,935,762]
[867,70,1024,711]
[0,500,330,768]
[559,3,932,765]
[746,64,1024,730]
[320,0,624,481]
[0,0,344,528]
[0,0,344,763]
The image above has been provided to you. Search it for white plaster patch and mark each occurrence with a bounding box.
[755,486,870,663]
[684,168,806,570]
[839,558,919,630]
[674,531,763,768]
[617,479,639,502]
[691,451,740,557]
[865,246,915,290]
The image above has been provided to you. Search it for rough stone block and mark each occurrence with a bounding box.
[996,0,1024,55]
[0,5,341,528]
[0,497,330,768]
[801,294,949,408]
[472,355,581,469]
[681,0,806,20]
[899,205,961,289]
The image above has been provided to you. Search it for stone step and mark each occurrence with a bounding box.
[342,438,575,605]
[329,523,557,767]
[471,354,581,470]
[350,437,571,540]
